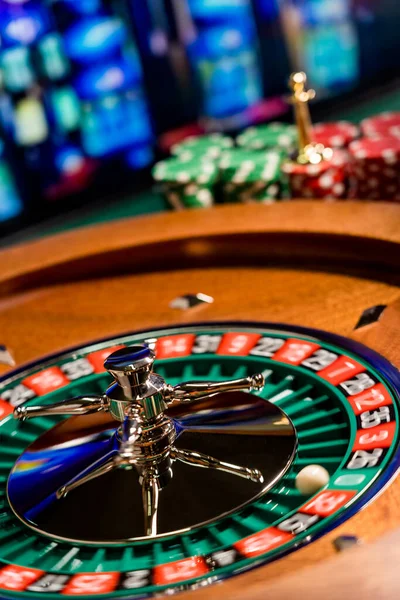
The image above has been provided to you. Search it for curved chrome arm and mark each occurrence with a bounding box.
[165,373,264,404]
[171,448,264,483]
[14,395,108,421]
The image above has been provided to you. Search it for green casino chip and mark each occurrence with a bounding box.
[226,151,283,183]
[218,148,284,181]
[152,157,218,186]
[223,180,282,204]
[152,157,217,209]
[220,150,284,203]
[170,133,234,159]
[166,183,214,210]
[237,122,297,152]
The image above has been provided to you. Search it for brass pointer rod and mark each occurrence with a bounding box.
[288,71,316,160]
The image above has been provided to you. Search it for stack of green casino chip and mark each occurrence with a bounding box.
[170,133,234,161]
[218,148,285,203]
[236,122,297,154]
[152,156,218,209]
[152,128,294,209]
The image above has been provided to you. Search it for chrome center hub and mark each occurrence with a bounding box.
[7,345,297,543]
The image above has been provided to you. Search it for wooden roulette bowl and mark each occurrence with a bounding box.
[0,200,400,599]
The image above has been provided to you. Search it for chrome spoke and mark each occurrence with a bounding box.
[57,455,117,499]
[142,473,159,537]
[171,447,264,484]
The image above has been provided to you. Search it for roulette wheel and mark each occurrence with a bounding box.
[0,200,400,599]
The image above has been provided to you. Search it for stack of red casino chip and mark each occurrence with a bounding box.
[283,149,348,200]
[348,137,400,201]
[361,112,400,141]
[312,121,359,148]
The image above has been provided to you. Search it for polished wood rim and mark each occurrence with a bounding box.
[2,201,400,297]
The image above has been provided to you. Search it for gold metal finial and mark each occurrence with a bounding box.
[288,71,332,165]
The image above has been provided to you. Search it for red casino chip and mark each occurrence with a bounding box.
[348,137,400,201]
[312,121,359,148]
[361,112,400,140]
[349,137,400,162]
[283,150,348,200]
[282,160,331,177]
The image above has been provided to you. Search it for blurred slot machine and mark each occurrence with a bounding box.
[278,0,360,92]
[251,0,292,97]
[53,0,154,173]
[0,134,24,223]
[129,0,200,134]
[172,0,263,119]
[0,0,47,201]
[0,0,87,200]
[0,0,155,208]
